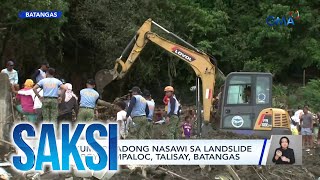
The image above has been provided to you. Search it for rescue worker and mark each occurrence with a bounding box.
[164,86,181,139]
[32,62,49,83]
[163,95,169,112]
[31,62,48,124]
[78,79,111,121]
[126,86,149,139]
[1,60,18,85]
[33,68,65,122]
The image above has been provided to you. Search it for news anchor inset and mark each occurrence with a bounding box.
[272,136,295,164]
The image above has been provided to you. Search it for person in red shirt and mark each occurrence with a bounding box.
[12,79,37,122]
[161,95,170,120]
[163,95,169,111]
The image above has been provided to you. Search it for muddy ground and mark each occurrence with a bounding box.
[95,105,320,180]
[3,105,320,180]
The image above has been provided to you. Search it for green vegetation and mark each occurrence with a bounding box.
[0,0,319,107]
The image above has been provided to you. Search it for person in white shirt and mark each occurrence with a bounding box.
[116,101,131,139]
[34,88,43,122]
[32,62,49,83]
[292,107,312,125]
[292,107,303,125]
[143,90,155,122]
[1,60,18,85]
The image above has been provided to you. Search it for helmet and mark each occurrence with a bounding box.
[164,86,174,92]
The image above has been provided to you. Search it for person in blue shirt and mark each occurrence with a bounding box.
[78,79,111,121]
[1,60,18,85]
[126,86,149,139]
[33,68,66,122]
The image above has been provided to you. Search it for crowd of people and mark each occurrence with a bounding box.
[3,60,320,146]
[115,86,193,140]
[1,60,193,140]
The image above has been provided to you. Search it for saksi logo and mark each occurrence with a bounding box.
[266,10,300,26]
[172,47,195,62]
[11,123,118,172]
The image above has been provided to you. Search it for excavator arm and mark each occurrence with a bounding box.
[95,18,216,122]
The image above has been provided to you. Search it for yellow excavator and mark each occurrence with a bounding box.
[95,19,291,137]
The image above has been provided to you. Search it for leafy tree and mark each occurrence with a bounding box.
[1,0,320,105]
[0,0,68,81]
[297,79,320,112]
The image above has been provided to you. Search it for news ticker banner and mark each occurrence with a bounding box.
[14,139,271,167]
[10,123,272,172]
[118,139,271,165]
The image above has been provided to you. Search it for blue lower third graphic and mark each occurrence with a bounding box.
[11,123,118,172]
[18,11,62,19]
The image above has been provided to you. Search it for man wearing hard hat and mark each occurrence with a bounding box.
[164,86,181,139]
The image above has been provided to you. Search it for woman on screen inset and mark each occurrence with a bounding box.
[272,136,295,164]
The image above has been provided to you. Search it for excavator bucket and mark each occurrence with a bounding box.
[95,69,118,94]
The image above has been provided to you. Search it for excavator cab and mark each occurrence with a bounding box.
[220,72,291,137]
